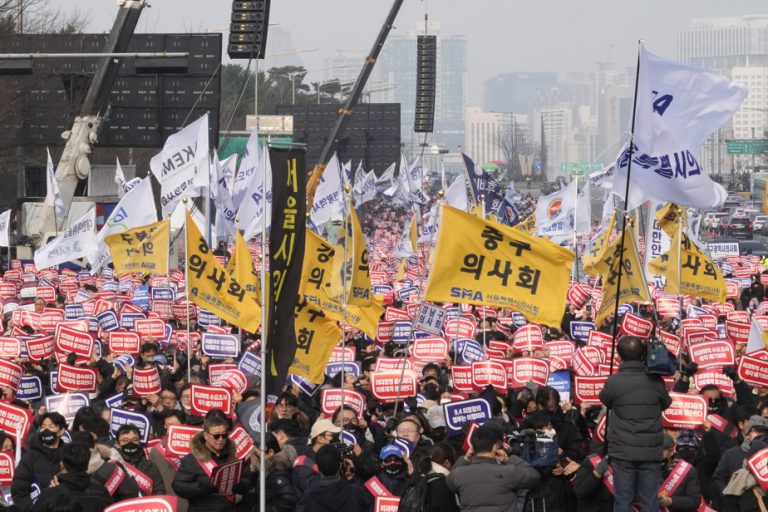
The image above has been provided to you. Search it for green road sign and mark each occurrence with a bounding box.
[560,162,604,172]
[727,140,768,155]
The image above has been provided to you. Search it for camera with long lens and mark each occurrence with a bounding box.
[506,429,559,468]
[331,441,354,459]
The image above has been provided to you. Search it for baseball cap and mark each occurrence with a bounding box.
[746,415,768,434]
[425,405,446,429]
[309,419,341,440]
[379,444,404,460]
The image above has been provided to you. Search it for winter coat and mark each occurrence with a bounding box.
[148,441,189,512]
[661,458,702,512]
[240,449,297,512]
[301,476,373,512]
[713,440,768,510]
[571,457,613,512]
[598,361,672,462]
[377,469,410,497]
[425,463,460,512]
[446,455,540,512]
[87,448,141,503]
[172,431,258,512]
[120,452,167,495]
[30,471,113,512]
[11,433,64,511]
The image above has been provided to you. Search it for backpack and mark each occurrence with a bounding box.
[397,473,444,512]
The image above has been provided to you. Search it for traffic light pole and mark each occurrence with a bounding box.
[306,0,404,204]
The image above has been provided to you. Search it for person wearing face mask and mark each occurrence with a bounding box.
[292,418,342,509]
[147,410,189,512]
[172,413,259,512]
[332,405,377,480]
[657,433,702,511]
[30,441,113,512]
[711,415,768,510]
[115,424,165,496]
[11,412,68,511]
[375,445,413,497]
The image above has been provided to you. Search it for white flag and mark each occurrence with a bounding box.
[232,127,260,209]
[44,148,66,222]
[114,158,140,199]
[444,175,468,211]
[417,203,440,244]
[150,114,209,217]
[212,153,236,238]
[575,179,592,235]
[310,153,344,227]
[237,149,272,240]
[393,214,416,259]
[406,157,429,205]
[35,208,97,269]
[613,46,746,209]
[746,318,768,355]
[644,199,671,287]
[90,178,158,272]
[358,170,377,206]
[536,180,577,238]
[0,210,10,247]
[376,162,396,194]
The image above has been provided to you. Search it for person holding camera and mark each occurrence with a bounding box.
[293,418,343,506]
[301,444,373,512]
[446,424,539,512]
[599,335,672,512]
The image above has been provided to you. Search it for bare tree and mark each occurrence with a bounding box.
[494,116,530,182]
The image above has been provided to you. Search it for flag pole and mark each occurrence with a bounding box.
[479,194,488,353]
[182,199,192,385]
[339,183,351,420]
[604,41,643,456]
[259,144,269,512]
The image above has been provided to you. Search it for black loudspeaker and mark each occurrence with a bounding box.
[228,0,271,59]
[414,35,436,133]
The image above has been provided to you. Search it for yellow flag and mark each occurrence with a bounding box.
[595,226,652,326]
[300,228,383,338]
[514,213,537,235]
[106,219,170,275]
[409,214,418,250]
[288,297,342,384]
[470,204,485,218]
[331,207,372,305]
[583,212,616,277]
[396,258,406,281]
[655,202,684,237]
[226,231,261,302]
[666,228,726,302]
[185,213,261,332]
[425,205,575,327]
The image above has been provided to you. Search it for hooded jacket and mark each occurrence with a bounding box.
[30,471,113,512]
[301,476,373,512]
[172,431,257,512]
[11,431,64,511]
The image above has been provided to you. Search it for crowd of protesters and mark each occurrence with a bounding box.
[0,196,764,512]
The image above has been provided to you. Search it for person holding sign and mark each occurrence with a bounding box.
[115,424,166,495]
[657,433,702,511]
[172,413,258,512]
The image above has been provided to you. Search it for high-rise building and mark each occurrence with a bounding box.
[377,21,467,154]
[464,108,528,166]
[731,66,768,140]
[534,106,573,181]
[483,73,557,115]
[678,15,768,69]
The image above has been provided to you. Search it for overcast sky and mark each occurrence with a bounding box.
[52,0,767,104]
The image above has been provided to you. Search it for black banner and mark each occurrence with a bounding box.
[266,146,307,397]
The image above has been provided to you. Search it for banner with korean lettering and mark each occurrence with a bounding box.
[185,213,261,333]
[583,212,615,278]
[105,219,169,275]
[288,297,342,384]
[265,146,307,396]
[301,228,382,338]
[644,200,671,286]
[425,205,574,327]
[666,226,726,303]
[34,208,97,269]
[595,226,652,326]
[330,206,373,306]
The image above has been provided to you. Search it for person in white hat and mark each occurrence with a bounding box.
[292,418,342,504]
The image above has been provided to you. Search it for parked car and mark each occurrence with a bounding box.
[754,215,768,232]
[723,216,753,239]
[739,239,768,258]
[704,212,729,230]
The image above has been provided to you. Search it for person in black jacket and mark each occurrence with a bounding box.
[115,424,166,495]
[712,416,768,510]
[31,441,113,512]
[11,412,68,511]
[414,441,460,512]
[598,335,672,512]
[571,453,613,512]
[658,433,702,512]
[172,413,259,512]
[302,444,373,512]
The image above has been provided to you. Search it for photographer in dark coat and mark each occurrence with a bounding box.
[598,335,672,512]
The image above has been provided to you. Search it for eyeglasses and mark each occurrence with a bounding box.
[206,431,229,440]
